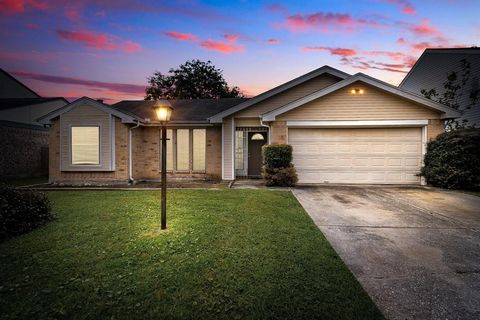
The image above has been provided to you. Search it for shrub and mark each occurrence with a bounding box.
[0,184,54,240]
[421,128,480,189]
[262,144,292,168]
[262,144,298,187]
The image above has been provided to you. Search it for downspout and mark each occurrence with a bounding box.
[128,120,141,183]
[260,116,271,144]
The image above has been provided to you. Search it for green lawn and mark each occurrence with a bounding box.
[0,190,383,320]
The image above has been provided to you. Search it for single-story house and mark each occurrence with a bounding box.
[38,66,461,185]
[400,47,480,127]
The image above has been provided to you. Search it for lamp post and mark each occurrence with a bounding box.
[153,100,173,230]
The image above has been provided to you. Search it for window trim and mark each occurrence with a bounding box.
[69,124,102,167]
[160,128,207,174]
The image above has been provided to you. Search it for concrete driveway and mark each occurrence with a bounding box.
[293,186,480,320]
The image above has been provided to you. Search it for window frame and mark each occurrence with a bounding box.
[161,128,207,174]
[69,124,102,167]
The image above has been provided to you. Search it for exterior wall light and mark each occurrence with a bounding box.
[350,88,365,95]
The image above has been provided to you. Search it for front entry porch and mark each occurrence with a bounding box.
[235,127,268,178]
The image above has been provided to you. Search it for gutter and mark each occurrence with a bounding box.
[260,117,271,143]
[128,120,141,183]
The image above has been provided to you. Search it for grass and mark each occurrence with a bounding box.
[0,176,48,187]
[0,190,383,320]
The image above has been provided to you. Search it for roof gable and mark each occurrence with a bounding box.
[0,69,40,99]
[208,66,350,123]
[262,73,462,121]
[37,97,139,124]
[400,48,480,88]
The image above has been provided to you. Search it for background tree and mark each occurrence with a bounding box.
[421,59,479,130]
[145,59,243,100]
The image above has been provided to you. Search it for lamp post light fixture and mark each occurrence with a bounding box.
[153,100,173,230]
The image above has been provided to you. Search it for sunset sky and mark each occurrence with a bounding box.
[1,0,478,103]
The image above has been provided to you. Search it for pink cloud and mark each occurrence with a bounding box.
[407,19,440,35]
[380,0,416,15]
[65,6,82,22]
[267,38,281,44]
[282,11,385,32]
[224,34,239,42]
[56,29,142,53]
[9,70,146,95]
[265,3,288,15]
[0,0,48,14]
[164,31,198,42]
[303,46,357,56]
[362,50,408,61]
[200,39,243,54]
[397,37,407,45]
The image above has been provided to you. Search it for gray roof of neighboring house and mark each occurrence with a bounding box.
[400,47,480,126]
[0,97,68,111]
[0,68,40,98]
[111,98,249,123]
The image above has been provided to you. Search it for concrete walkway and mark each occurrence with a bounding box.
[293,185,480,320]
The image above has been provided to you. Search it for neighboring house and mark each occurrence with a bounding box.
[0,69,68,178]
[400,47,480,127]
[38,66,460,185]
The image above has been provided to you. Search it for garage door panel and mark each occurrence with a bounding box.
[289,128,422,184]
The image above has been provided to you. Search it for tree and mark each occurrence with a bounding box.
[145,60,243,100]
[421,59,480,130]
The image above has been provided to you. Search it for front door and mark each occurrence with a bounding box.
[247,132,267,176]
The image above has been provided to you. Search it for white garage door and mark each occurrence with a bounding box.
[288,128,423,184]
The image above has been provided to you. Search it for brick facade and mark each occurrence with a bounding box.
[427,119,444,141]
[270,121,287,144]
[49,118,222,185]
[0,122,49,177]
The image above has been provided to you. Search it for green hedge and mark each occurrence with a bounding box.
[262,144,298,187]
[421,128,480,189]
[0,184,54,240]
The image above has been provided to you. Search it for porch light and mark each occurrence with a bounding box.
[153,99,173,123]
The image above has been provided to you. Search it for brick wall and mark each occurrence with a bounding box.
[131,126,222,181]
[427,119,444,141]
[49,120,223,184]
[270,121,287,144]
[0,122,49,177]
[206,126,222,179]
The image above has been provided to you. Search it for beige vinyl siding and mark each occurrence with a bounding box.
[235,118,261,127]
[222,117,234,180]
[236,74,342,118]
[278,82,442,121]
[60,104,114,171]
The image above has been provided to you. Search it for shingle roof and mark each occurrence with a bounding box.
[111,98,248,123]
[0,97,68,111]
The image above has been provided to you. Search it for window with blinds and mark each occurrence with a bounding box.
[193,129,206,171]
[176,129,190,171]
[71,126,100,165]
